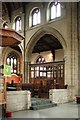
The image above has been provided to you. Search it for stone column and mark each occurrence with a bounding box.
[70,3,78,97]
[24,61,30,83]
[78,2,80,96]
[65,3,78,100]
[65,3,72,87]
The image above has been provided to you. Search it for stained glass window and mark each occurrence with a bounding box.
[6,53,17,74]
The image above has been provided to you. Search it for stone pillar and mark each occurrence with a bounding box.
[65,3,72,87]
[70,3,78,97]
[78,2,80,96]
[24,61,30,83]
[65,3,78,99]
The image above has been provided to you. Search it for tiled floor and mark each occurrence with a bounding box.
[12,101,79,118]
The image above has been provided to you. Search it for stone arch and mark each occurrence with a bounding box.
[25,26,67,83]
[2,47,22,62]
[2,47,23,74]
[25,26,67,61]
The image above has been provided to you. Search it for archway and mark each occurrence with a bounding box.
[26,27,67,60]
[2,46,23,75]
[25,27,67,83]
[25,27,67,98]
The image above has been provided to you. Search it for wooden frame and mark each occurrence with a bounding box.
[29,61,64,89]
[5,74,22,83]
[29,61,65,98]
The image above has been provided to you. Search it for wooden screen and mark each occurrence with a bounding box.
[29,61,64,89]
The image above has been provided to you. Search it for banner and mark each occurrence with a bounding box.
[4,64,11,76]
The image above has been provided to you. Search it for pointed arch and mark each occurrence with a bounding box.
[25,26,67,61]
[2,47,23,74]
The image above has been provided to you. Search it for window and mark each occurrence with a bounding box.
[6,53,18,74]
[36,56,45,63]
[32,8,40,26]
[36,56,46,77]
[3,22,8,28]
[49,2,61,20]
[14,16,21,31]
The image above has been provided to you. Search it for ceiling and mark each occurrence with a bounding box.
[2,2,22,17]
[32,34,62,53]
[11,34,62,54]
[2,2,29,19]
[2,3,62,54]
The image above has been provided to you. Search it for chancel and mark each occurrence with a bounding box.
[0,1,80,118]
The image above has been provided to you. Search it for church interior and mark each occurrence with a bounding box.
[0,1,80,118]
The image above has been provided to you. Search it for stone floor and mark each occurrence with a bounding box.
[12,101,80,118]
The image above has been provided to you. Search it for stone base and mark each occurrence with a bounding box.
[49,89,74,104]
[7,90,31,112]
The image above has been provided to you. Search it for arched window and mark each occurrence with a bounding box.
[36,56,45,63]
[6,53,18,74]
[3,22,8,28]
[14,16,21,31]
[32,8,40,26]
[49,2,61,20]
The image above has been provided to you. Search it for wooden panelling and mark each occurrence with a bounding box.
[5,74,22,83]
[29,61,65,98]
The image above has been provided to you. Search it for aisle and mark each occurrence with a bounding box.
[12,102,78,118]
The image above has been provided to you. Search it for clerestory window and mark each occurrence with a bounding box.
[13,16,21,31]
[49,2,61,20]
[32,8,40,26]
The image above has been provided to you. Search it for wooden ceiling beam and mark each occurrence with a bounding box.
[5,2,12,22]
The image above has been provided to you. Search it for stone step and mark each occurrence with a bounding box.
[30,103,57,110]
[30,97,57,110]
[31,99,52,106]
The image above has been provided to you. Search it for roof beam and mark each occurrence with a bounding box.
[5,2,12,22]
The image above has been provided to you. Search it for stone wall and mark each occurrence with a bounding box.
[7,91,31,112]
[31,49,64,64]
[2,2,79,100]
[49,89,75,104]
